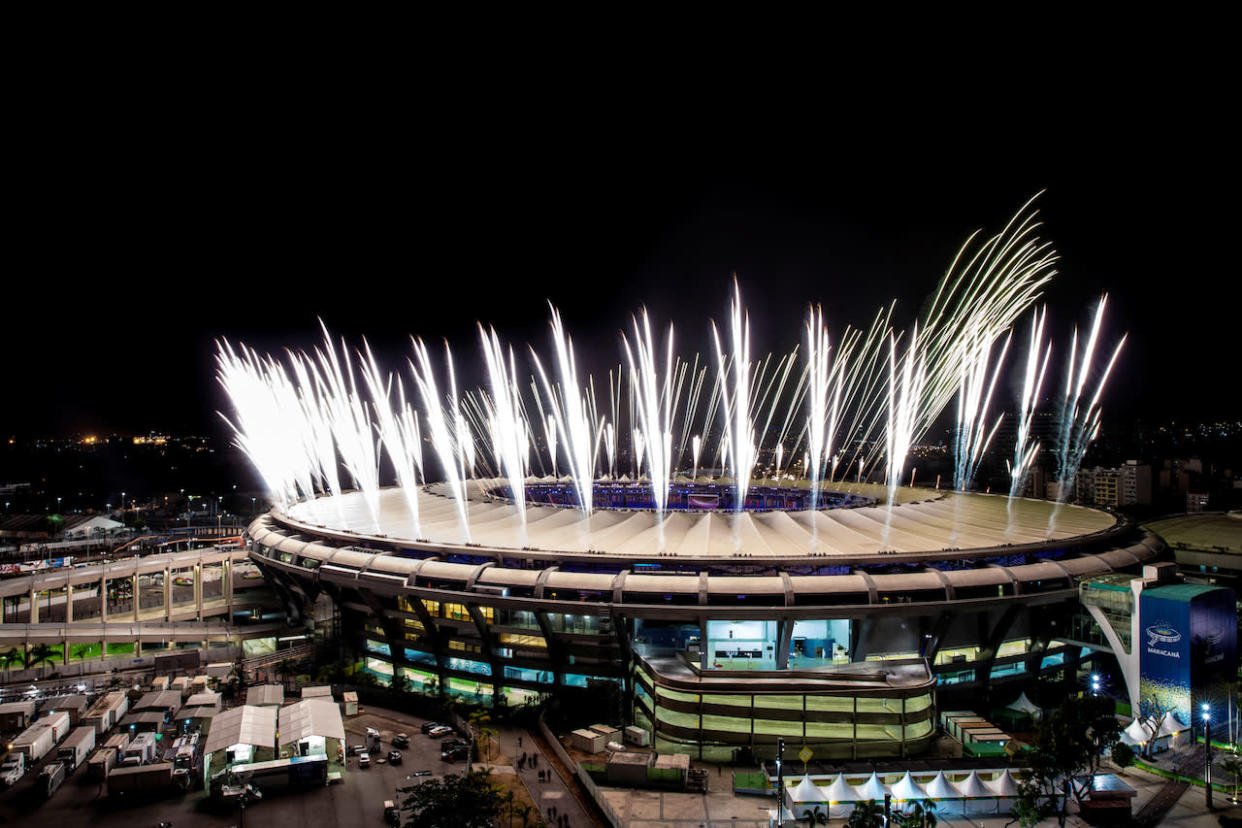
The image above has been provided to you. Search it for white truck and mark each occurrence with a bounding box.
[10,723,56,762]
[83,691,129,735]
[39,710,72,743]
[121,731,158,766]
[57,726,97,772]
[41,762,66,799]
[87,733,130,781]
[1,753,25,786]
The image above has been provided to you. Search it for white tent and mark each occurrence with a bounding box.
[821,774,861,819]
[1122,717,1155,745]
[1158,714,1188,737]
[988,769,1020,798]
[889,771,926,801]
[1007,692,1043,718]
[922,771,960,801]
[785,775,827,819]
[955,770,995,815]
[854,771,889,801]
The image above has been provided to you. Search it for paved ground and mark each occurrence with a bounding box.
[493,723,598,827]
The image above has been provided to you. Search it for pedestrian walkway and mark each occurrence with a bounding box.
[495,724,600,828]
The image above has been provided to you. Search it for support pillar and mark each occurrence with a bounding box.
[164,567,172,620]
[65,583,74,623]
[63,639,70,665]
[100,576,107,622]
[134,638,142,658]
[194,563,203,620]
[132,574,140,622]
[29,587,38,624]
[224,559,233,610]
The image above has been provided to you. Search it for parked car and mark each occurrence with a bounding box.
[419,722,444,735]
[349,744,366,757]
[441,738,471,750]
[391,734,410,749]
[384,800,399,826]
[427,725,453,737]
[358,752,371,768]
[387,751,402,765]
[440,745,469,764]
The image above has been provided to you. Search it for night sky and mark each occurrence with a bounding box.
[6,127,1234,441]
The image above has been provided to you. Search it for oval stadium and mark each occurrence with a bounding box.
[246,479,1162,761]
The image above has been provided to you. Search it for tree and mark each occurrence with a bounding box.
[470,710,497,763]
[391,670,411,694]
[1012,694,1122,827]
[846,800,882,828]
[802,803,827,826]
[1220,753,1242,804]
[275,658,297,692]
[71,643,95,662]
[0,648,23,679]
[1110,742,1135,774]
[894,800,937,828]
[25,644,58,679]
[398,769,504,828]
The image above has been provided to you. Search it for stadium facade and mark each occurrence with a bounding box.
[246,480,1163,760]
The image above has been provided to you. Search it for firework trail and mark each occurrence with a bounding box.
[314,325,382,530]
[711,280,757,513]
[952,329,1012,491]
[360,339,424,537]
[530,304,598,518]
[1009,307,1051,500]
[409,336,471,542]
[478,323,529,544]
[1050,295,1127,529]
[804,304,845,522]
[691,435,702,481]
[622,308,677,546]
[884,324,928,537]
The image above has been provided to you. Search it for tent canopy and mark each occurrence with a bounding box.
[889,771,926,800]
[954,771,991,798]
[788,775,827,803]
[854,772,888,800]
[923,771,959,799]
[824,774,861,802]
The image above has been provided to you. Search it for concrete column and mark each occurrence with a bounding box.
[132,574,140,622]
[29,587,38,624]
[100,576,108,622]
[65,583,74,623]
[224,559,233,609]
[164,567,172,621]
[194,563,203,620]
[63,639,70,665]
[134,638,142,658]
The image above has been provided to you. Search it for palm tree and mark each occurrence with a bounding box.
[26,644,57,679]
[894,800,938,828]
[512,802,532,828]
[71,643,95,663]
[802,803,827,826]
[0,648,22,680]
[1220,753,1242,805]
[469,710,496,762]
[499,788,515,827]
[846,800,883,828]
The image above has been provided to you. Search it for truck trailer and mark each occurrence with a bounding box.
[58,726,97,772]
[41,762,66,799]
[107,762,174,796]
[83,691,129,735]
[9,723,56,762]
[122,731,158,766]
[39,710,72,744]
[87,732,130,781]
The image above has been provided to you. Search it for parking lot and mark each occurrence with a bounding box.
[0,706,464,828]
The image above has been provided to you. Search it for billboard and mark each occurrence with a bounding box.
[1139,584,1237,728]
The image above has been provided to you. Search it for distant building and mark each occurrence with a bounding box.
[1187,492,1211,513]
[1076,462,1152,508]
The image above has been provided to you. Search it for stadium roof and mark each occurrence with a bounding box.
[283,481,1116,559]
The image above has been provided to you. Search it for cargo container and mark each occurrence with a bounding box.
[83,691,129,735]
[41,762,66,799]
[151,676,171,691]
[87,733,130,780]
[10,723,56,762]
[107,762,174,796]
[58,726,97,771]
[0,701,37,731]
[122,731,158,766]
[39,710,71,743]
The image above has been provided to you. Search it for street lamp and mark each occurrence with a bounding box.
[775,737,785,825]
[1204,703,1213,809]
[1091,674,1101,696]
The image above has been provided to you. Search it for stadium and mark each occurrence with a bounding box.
[246,478,1163,761]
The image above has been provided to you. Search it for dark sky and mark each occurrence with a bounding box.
[5,114,1235,441]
